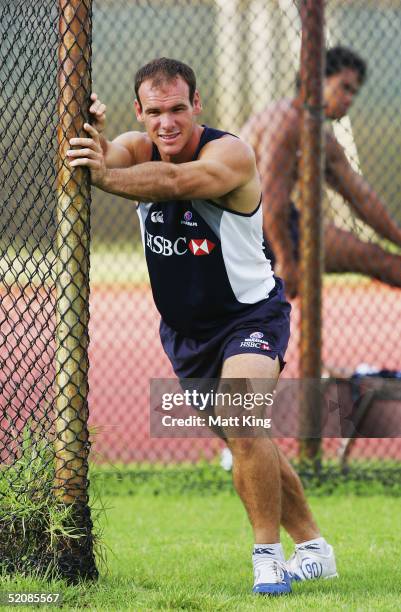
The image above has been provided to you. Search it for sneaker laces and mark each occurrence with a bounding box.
[286,548,301,572]
[253,557,287,585]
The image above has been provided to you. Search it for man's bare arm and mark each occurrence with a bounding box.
[70,132,137,169]
[84,93,137,168]
[326,137,401,247]
[100,132,138,168]
[68,126,259,212]
[250,115,299,297]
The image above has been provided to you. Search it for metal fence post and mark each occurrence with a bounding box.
[298,0,325,464]
[55,0,97,581]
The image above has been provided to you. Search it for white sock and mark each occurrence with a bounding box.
[253,543,285,562]
[296,536,329,554]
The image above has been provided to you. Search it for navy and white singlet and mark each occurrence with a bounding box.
[137,126,291,378]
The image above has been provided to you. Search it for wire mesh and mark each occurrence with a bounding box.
[1,1,401,548]
[0,0,97,581]
[86,0,401,467]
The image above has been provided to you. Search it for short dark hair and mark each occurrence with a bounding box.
[295,46,367,91]
[326,46,367,84]
[134,58,197,109]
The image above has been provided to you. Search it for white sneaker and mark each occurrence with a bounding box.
[253,556,292,595]
[287,543,338,581]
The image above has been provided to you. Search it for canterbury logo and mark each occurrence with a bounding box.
[253,547,274,555]
[151,211,164,223]
[188,239,215,256]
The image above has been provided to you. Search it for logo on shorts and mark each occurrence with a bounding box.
[188,239,215,256]
[240,332,270,350]
[151,211,164,223]
[184,211,192,221]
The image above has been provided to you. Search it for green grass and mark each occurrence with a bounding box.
[1,491,400,610]
[0,427,101,580]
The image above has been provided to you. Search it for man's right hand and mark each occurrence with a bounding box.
[89,92,107,133]
[275,260,299,299]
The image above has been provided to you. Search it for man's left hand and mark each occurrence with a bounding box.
[67,123,106,187]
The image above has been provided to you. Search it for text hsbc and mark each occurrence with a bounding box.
[146,231,187,255]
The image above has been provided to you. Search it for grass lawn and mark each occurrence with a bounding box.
[1,492,400,610]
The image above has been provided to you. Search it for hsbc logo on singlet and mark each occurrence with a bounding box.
[188,239,215,256]
[146,231,187,256]
[145,231,215,257]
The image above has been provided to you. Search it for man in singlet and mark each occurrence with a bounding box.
[241,46,401,298]
[67,58,337,595]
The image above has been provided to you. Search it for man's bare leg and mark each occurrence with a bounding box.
[325,224,401,287]
[218,354,320,543]
[218,353,337,586]
[218,353,292,594]
[220,353,282,544]
[277,446,320,543]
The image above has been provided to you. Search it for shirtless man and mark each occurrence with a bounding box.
[67,58,337,594]
[241,46,401,298]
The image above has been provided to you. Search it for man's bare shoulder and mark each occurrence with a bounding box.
[257,99,299,124]
[241,99,300,150]
[197,133,259,212]
[112,130,153,164]
[199,133,257,178]
[200,133,254,161]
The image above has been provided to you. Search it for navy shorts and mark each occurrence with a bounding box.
[159,278,291,379]
[264,202,300,269]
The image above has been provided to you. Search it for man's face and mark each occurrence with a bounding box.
[323,68,361,119]
[135,76,202,157]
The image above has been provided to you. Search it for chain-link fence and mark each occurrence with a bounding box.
[1,2,401,559]
[0,0,97,581]
[86,0,401,466]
